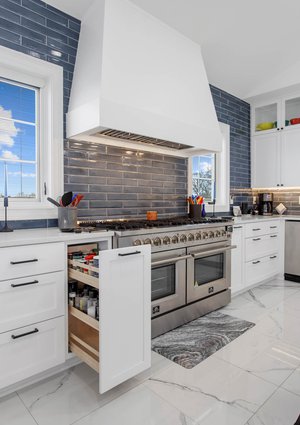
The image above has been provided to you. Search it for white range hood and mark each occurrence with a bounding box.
[67,0,222,155]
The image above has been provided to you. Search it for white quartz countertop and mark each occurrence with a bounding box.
[0,228,114,248]
[232,215,300,225]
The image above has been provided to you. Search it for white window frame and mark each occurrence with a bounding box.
[0,46,63,220]
[188,122,230,213]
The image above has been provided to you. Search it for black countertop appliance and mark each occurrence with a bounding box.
[258,193,273,216]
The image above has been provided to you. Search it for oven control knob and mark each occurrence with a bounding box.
[171,235,179,244]
[221,230,227,237]
[208,231,214,239]
[180,234,187,243]
[133,239,142,246]
[202,232,208,239]
[163,236,171,245]
[215,230,221,238]
[195,232,202,240]
[187,233,194,241]
[144,238,152,245]
[153,237,162,246]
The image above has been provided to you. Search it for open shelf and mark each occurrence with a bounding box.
[68,259,99,273]
[69,335,99,373]
[69,269,99,289]
[69,306,99,331]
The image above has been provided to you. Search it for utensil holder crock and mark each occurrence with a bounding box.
[189,204,202,219]
[58,207,77,231]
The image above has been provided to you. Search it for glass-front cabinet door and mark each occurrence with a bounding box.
[283,95,300,130]
[253,101,279,134]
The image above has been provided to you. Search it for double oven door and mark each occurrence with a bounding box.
[186,242,234,303]
[151,248,188,318]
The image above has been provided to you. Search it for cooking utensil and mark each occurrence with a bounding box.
[47,197,61,207]
[61,191,73,207]
[72,194,84,207]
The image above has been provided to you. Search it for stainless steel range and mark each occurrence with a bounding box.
[78,217,235,337]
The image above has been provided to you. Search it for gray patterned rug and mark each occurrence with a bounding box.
[152,311,255,369]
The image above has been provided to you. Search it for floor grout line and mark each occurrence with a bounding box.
[16,392,39,425]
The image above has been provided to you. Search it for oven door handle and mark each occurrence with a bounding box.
[191,245,237,259]
[151,254,193,267]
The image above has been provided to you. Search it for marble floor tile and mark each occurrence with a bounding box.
[73,384,195,425]
[0,393,37,425]
[17,363,146,425]
[253,309,300,348]
[145,356,276,424]
[247,388,300,425]
[274,290,300,320]
[282,367,300,396]
[215,330,300,386]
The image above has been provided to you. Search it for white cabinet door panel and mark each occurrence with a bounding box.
[0,272,65,334]
[252,133,280,187]
[99,245,151,393]
[0,316,65,389]
[281,128,300,186]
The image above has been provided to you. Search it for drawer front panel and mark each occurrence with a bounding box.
[0,272,65,333]
[0,317,65,390]
[245,234,279,261]
[245,222,271,238]
[246,254,279,286]
[0,243,65,281]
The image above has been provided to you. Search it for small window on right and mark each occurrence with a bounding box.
[189,122,230,213]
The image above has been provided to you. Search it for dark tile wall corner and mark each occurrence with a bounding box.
[210,84,251,194]
[64,140,188,219]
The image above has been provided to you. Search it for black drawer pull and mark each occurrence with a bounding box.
[270,255,277,259]
[270,235,277,238]
[11,280,38,288]
[252,228,261,231]
[252,260,260,265]
[118,251,141,257]
[253,238,261,241]
[270,226,277,229]
[11,328,39,340]
[233,226,243,229]
[10,259,38,265]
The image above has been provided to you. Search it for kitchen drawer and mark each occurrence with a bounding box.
[0,242,65,281]
[245,221,275,238]
[0,316,65,390]
[0,272,65,334]
[245,254,279,286]
[245,233,279,262]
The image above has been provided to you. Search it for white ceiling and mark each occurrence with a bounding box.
[46,0,300,99]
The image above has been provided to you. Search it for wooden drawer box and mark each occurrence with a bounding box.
[0,316,65,390]
[0,271,65,334]
[245,233,279,262]
[0,242,65,281]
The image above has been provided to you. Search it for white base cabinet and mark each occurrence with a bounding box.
[0,317,65,389]
[231,220,281,295]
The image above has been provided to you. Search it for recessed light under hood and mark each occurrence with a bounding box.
[67,0,222,155]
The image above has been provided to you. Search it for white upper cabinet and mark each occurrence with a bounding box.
[249,86,300,187]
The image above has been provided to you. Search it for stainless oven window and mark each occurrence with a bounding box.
[151,264,176,301]
[194,253,224,286]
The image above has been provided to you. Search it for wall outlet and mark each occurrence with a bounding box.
[230,196,234,205]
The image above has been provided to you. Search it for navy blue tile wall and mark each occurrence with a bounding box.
[0,0,81,131]
[210,85,251,190]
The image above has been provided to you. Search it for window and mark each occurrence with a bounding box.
[188,122,230,212]
[0,79,39,199]
[0,46,63,220]
[192,153,216,201]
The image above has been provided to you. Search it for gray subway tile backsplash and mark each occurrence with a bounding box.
[64,140,188,219]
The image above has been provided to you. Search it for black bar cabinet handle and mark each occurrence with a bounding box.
[10,259,38,265]
[252,260,260,265]
[11,328,39,340]
[270,255,277,259]
[270,226,277,229]
[118,251,141,257]
[11,280,38,288]
[253,238,261,241]
[270,235,277,238]
[252,228,261,231]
